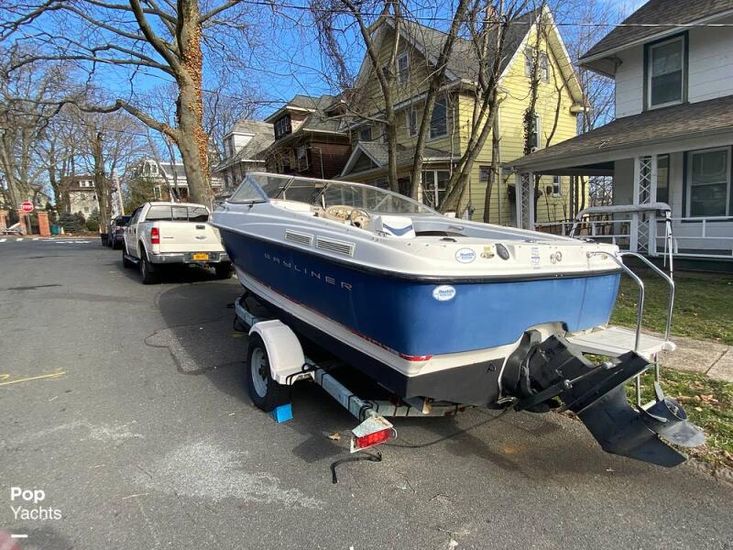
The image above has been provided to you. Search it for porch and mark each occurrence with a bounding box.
[507,96,733,262]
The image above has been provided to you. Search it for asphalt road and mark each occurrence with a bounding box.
[1,238,732,550]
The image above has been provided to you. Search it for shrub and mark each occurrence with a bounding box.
[57,212,86,233]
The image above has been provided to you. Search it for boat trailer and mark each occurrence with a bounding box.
[233,251,704,470]
[233,294,466,470]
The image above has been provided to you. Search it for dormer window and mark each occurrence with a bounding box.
[274,115,292,139]
[646,35,686,109]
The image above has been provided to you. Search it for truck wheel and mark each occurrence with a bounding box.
[214,262,234,279]
[246,333,289,412]
[122,249,133,268]
[140,250,160,285]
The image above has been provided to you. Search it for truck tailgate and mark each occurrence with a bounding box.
[154,222,225,254]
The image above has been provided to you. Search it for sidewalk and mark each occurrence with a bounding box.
[660,335,733,383]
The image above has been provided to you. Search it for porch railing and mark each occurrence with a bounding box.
[534,216,733,259]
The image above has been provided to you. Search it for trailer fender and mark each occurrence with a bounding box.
[249,320,310,385]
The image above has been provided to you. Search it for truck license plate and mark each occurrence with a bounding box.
[192,253,209,261]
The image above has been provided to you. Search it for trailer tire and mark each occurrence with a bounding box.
[246,333,289,412]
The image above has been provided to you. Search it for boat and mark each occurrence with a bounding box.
[213,172,704,467]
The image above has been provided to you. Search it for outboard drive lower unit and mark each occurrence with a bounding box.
[502,334,705,467]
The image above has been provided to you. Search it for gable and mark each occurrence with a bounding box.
[499,9,584,106]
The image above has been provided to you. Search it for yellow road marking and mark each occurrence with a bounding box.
[0,370,66,387]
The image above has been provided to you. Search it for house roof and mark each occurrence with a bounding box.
[397,11,534,81]
[580,0,733,62]
[264,94,339,124]
[352,8,583,108]
[508,95,733,172]
[229,119,273,136]
[340,141,452,177]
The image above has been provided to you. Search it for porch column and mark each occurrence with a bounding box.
[632,155,657,255]
[514,171,534,230]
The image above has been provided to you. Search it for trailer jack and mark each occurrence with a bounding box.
[505,335,705,468]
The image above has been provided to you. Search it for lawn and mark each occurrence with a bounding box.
[610,269,733,470]
[611,270,733,345]
[629,368,733,470]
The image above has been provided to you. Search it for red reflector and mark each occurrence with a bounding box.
[150,227,160,244]
[353,427,394,451]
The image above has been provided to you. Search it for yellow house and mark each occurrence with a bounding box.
[339,8,586,226]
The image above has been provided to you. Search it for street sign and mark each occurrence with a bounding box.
[21,200,34,213]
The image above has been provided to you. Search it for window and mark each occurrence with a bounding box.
[359,126,372,142]
[407,109,417,137]
[274,115,292,139]
[657,154,670,204]
[479,165,491,182]
[524,47,549,81]
[145,205,210,222]
[552,176,562,196]
[430,98,448,139]
[153,186,161,200]
[421,170,451,208]
[647,36,685,109]
[686,148,731,217]
[397,52,409,84]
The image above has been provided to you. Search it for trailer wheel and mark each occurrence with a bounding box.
[246,333,289,412]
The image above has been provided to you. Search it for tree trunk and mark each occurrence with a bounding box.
[385,107,399,193]
[91,131,110,231]
[483,115,501,223]
[176,0,211,206]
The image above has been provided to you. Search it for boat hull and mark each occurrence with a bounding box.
[221,229,621,359]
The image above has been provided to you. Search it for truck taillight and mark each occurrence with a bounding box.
[150,227,160,244]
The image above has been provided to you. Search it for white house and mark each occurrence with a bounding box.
[134,159,224,201]
[213,120,274,192]
[509,0,733,263]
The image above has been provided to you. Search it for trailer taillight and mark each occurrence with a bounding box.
[150,227,160,244]
[350,416,395,453]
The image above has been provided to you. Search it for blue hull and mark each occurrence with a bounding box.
[222,230,621,358]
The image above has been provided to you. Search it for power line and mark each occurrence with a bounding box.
[242,0,733,27]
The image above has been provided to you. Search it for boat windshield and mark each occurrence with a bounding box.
[229,172,436,215]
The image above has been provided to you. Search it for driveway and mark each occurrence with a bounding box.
[1,239,732,549]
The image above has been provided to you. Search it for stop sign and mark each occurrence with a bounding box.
[21,200,34,213]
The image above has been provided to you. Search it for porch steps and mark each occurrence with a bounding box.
[566,326,674,360]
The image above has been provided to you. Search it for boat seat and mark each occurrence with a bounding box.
[372,215,416,239]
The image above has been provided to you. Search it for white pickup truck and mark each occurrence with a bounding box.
[122,202,232,284]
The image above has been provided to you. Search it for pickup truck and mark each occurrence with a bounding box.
[122,202,232,284]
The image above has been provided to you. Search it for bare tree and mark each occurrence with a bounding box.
[2,0,260,206]
[313,0,405,192]
[439,0,528,214]
[0,52,68,209]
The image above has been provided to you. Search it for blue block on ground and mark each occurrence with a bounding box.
[272,403,293,423]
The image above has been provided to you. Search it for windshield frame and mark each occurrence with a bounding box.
[228,172,439,216]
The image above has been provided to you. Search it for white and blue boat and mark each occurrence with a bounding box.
[214,173,704,467]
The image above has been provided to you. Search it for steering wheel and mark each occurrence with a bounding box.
[324,205,371,228]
